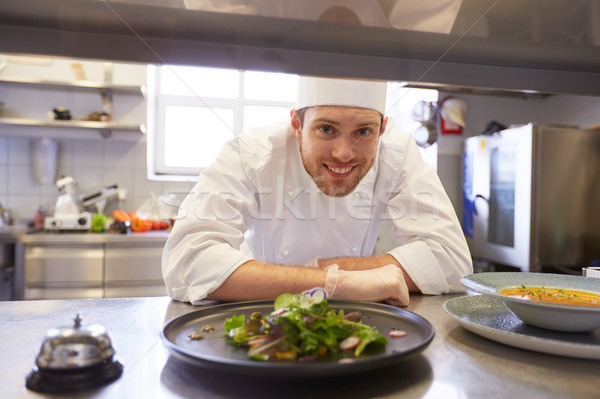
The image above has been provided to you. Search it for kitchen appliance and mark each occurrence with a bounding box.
[44,176,91,231]
[44,177,122,231]
[462,123,600,272]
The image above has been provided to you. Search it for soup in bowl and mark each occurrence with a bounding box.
[461,273,600,332]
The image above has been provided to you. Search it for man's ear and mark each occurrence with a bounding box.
[290,109,302,139]
[380,116,389,136]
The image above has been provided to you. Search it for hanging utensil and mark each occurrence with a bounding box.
[411,100,436,124]
[413,121,438,148]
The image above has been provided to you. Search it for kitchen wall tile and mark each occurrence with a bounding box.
[104,139,139,169]
[72,140,105,167]
[163,182,195,199]
[130,195,152,214]
[0,166,7,194]
[7,137,30,166]
[71,166,104,194]
[40,180,59,196]
[7,165,39,195]
[55,161,73,184]
[132,167,164,197]
[0,137,7,165]
[104,167,134,197]
[7,194,41,220]
[132,138,147,166]
[57,139,74,170]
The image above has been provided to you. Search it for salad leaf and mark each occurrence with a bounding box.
[353,325,387,356]
[274,293,297,310]
[223,291,387,362]
[224,314,244,331]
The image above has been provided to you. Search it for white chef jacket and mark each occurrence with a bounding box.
[162,119,472,304]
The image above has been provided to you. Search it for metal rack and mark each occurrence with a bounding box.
[0,72,146,138]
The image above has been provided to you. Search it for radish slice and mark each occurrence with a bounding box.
[389,329,407,338]
[248,336,267,346]
[270,308,286,317]
[339,335,361,351]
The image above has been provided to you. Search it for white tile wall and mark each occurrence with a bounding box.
[0,56,195,223]
[0,133,194,222]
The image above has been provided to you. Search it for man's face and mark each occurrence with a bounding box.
[291,106,387,197]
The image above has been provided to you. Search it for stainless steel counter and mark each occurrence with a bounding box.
[1,231,170,300]
[18,231,170,245]
[1,294,599,398]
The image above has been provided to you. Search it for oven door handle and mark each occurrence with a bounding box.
[473,194,488,215]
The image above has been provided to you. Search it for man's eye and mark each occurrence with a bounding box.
[320,126,333,134]
[357,128,371,136]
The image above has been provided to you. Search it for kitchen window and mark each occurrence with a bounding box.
[147,65,437,181]
[147,65,298,180]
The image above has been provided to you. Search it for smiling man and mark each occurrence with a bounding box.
[293,105,385,197]
[162,76,472,306]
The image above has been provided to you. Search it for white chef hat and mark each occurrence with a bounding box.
[295,76,388,115]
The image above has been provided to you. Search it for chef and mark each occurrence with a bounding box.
[162,75,473,306]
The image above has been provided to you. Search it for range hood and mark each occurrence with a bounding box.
[1,0,600,97]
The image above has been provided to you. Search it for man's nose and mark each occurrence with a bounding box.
[331,136,357,162]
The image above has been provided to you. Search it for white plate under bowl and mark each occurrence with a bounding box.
[461,272,600,332]
[444,295,600,359]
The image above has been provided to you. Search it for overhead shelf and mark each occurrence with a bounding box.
[0,76,146,96]
[0,117,146,138]
[1,0,599,96]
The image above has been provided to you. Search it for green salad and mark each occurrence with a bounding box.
[224,288,387,362]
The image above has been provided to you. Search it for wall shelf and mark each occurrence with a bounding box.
[0,117,146,138]
[0,76,145,96]
[0,68,146,139]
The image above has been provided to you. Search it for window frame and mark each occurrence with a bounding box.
[147,65,296,181]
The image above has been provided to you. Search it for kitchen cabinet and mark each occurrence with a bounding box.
[19,232,168,300]
[24,244,104,300]
[0,229,21,301]
[0,76,146,138]
[104,244,166,298]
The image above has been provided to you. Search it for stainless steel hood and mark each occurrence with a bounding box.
[1,0,600,97]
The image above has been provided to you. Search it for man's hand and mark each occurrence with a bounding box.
[324,264,410,306]
[305,254,419,293]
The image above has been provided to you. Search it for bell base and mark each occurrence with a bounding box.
[25,358,123,394]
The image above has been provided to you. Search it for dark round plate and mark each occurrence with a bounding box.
[161,300,434,377]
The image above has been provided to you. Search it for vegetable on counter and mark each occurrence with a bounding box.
[90,213,111,233]
[223,289,387,362]
[110,210,170,233]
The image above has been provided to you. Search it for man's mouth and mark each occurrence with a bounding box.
[325,164,355,176]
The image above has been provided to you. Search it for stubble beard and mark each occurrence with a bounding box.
[298,146,374,198]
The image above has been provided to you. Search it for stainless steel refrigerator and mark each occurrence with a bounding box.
[462,123,600,272]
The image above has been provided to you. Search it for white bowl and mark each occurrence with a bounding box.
[461,272,600,332]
